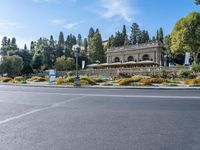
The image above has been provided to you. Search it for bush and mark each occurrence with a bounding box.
[191,63,200,72]
[45,75,49,81]
[132,75,149,82]
[28,76,46,82]
[159,69,168,78]
[1,77,13,83]
[56,77,64,84]
[118,78,134,86]
[149,78,168,84]
[14,76,24,82]
[91,76,105,83]
[80,76,96,85]
[139,79,152,86]
[177,70,192,78]
[65,76,75,83]
[67,71,74,77]
[184,79,200,86]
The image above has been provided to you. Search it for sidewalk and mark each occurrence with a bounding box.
[0,82,200,90]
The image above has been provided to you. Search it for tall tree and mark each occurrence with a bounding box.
[24,44,27,50]
[195,0,200,5]
[88,27,95,40]
[158,27,164,44]
[171,12,200,63]
[130,23,141,45]
[1,37,8,47]
[83,38,88,52]
[77,34,82,46]
[89,31,105,64]
[57,32,65,57]
[11,37,17,47]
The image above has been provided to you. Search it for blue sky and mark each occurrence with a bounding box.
[0,0,199,48]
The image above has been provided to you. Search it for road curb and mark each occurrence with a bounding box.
[0,83,200,90]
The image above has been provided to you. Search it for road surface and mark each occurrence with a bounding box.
[0,85,199,150]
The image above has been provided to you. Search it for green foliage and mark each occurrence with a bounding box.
[195,0,200,5]
[89,30,105,64]
[55,57,74,71]
[177,70,192,78]
[67,71,74,77]
[65,76,75,83]
[191,63,200,72]
[171,12,200,63]
[0,55,23,76]
[159,69,168,78]
[32,51,43,71]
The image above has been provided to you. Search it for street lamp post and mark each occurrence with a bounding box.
[72,44,81,87]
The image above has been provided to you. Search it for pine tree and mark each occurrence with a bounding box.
[88,27,95,40]
[1,37,8,47]
[49,35,55,48]
[89,31,105,64]
[83,38,88,52]
[24,44,27,50]
[130,23,141,45]
[7,38,11,45]
[57,32,65,57]
[11,38,16,46]
[159,27,164,44]
[77,34,82,46]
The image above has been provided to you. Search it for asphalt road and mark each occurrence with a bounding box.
[0,85,200,150]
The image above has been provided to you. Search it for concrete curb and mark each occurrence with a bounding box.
[0,83,200,90]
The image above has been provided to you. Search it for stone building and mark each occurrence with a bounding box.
[107,42,163,64]
[88,42,165,69]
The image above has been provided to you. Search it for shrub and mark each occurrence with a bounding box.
[191,63,200,72]
[80,76,96,85]
[67,71,74,77]
[132,75,149,82]
[118,78,133,86]
[177,70,192,78]
[184,79,200,86]
[100,83,113,86]
[139,79,152,86]
[1,77,13,83]
[159,69,168,78]
[14,76,24,82]
[65,76,75,83]
[149,78,168,84]
[28,76,46,82]
[56,77,64,84]
[91,76,105,83]
[80,80,90,85]
[45,75,49,81]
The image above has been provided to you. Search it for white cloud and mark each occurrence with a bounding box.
[64,22,81,29]
[48,19,66,25]
[100,0,134,22]
[0,20,24,33]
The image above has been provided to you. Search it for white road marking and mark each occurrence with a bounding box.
[0,96,86,125]
[0,90,199,99]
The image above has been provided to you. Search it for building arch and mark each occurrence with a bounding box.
[114,57,120,63]
[127,56,134,62]
[142,54,150,61]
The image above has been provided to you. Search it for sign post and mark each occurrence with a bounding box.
[49,69,56,83]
